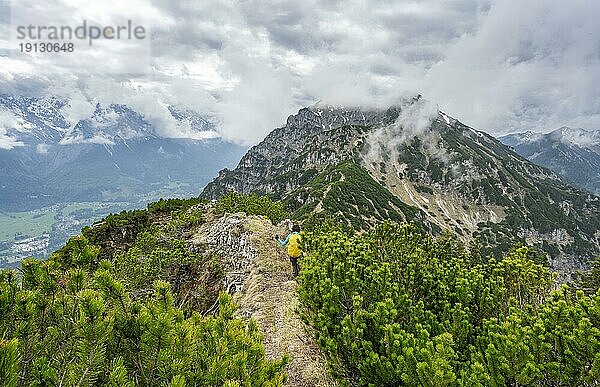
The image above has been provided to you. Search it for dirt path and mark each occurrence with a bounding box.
[235,217,338,387]
[192,212,337,386]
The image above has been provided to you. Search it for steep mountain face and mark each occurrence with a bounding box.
[202,99,600,274]
[0,95,247,211]
[203,106,395,196]
[500,128,600,196]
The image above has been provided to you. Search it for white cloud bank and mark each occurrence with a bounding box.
[1,0,599,145]
[0,109,26,149]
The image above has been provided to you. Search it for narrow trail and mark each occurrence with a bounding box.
[192,211,337,386]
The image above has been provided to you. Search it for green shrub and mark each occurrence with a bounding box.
[215,192,290,224]
[147,197,204,215]
[0,259,286,386]
[0,200,287,386]
[81,209,150,261]
[577,255,600,294]
[298,222,600,386]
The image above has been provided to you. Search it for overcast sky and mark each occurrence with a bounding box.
[1,0,599,145]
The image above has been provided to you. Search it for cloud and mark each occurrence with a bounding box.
[422,0,600,134]
[0,109,26,149]
[0,133,23,149]
[36,143,50,153]
[1,0,600,145]
[214,46,297,145]
[59,133,114,145]
[363,97,446,164]
[0,130,24,149]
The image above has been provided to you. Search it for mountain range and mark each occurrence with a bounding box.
[500,127,600,196]
[2,93,600,277]
[0,94,247,212]
[5,98,599,385]
[202,98,600,276]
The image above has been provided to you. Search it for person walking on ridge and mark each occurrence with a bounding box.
[276,223,302,277]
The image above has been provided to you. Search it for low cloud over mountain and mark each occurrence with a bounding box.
[2,0,600,145]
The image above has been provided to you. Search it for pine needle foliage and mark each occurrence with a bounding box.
[0,237,286,386]
[298,222,600,386]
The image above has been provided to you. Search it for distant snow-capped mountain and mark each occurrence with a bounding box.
[0,94,247,211]
[0,95,69,147]
[500,127,600,195]
[0,95,222,146]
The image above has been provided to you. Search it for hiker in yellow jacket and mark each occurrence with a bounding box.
[276,223,302,277]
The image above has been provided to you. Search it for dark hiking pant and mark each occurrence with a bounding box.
[289,255,300,277]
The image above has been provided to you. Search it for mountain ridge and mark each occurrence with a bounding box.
[203,100,600,276]
[500,127,600,196]
[0,94,247,212]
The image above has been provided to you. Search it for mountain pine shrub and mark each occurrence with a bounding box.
[215,192,290,224]
[298,222,600,386]
[0,202,287,386]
